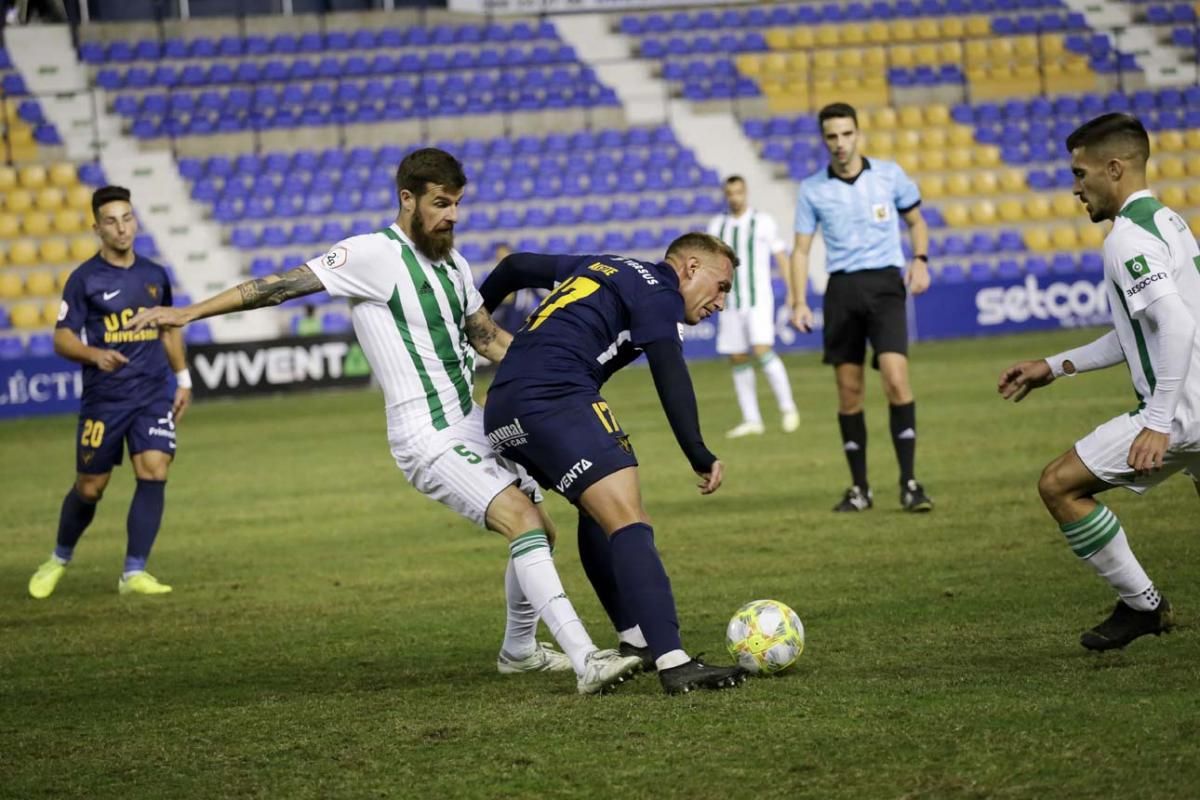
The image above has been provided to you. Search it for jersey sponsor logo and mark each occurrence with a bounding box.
[102,290,121,301]
[1124,255,1150,279]
[975,276,1109,327]
[588,262,618,277]
[322,247,349,270]
[103,308,160,343]
[556,458,593,493]
[487,418,529,449]
[612,257,659,286]
[1125,271,1168,297]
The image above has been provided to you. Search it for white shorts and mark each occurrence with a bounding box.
[716,303,776,355]
[389,405,542,528]
[1075,411,1200,495]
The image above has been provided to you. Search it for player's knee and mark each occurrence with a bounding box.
[74,478,106,503]
[134,465,170,481]
[485,485,543,541]
[1037,460,1069,509]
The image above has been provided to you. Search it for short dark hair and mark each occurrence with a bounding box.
[395,148,467,200]
[92,185,131,219]
[818,102,858,128]
[724,175,746,186]
[1065,113,1150,162]
[665,232,739,269]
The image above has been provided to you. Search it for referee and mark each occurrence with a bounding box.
[790,102,933,513]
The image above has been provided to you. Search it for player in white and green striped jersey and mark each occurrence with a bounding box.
[1000,114,1200,652]
[127,149,642,694]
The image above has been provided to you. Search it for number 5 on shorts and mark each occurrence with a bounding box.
[454,444,482,464]
[80,419,105,447]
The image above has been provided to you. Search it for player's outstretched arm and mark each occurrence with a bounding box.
[642,337,720,493]
[127,266,323,330]
[464,307,512,362]
[53,327,128,372]
[479,253,564,312]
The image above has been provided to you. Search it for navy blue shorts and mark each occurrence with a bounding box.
[484,389,638,504]
[76,398,177,474]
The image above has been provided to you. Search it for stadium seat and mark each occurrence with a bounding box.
[0,272,23,298]
[25,271,56,296]
[18,164,47,190]
[70,236,96,261]
[22,211,51,236]
[8,239,37,265]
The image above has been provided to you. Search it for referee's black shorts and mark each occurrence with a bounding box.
[822,266,908,368]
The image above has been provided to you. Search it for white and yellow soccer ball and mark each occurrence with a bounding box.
[725,599,805,674]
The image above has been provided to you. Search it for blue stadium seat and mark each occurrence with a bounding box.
[0,336,24,359]
[1050,253,1078,275]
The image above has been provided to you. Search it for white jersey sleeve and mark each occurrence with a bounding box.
[306,235,390,302]
[448,250,483,317]
[1105,226,1178,317]
[758,213,786,254]
[707,215,723,237]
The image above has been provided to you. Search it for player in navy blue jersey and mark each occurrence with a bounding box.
[28,186,191,599]
[481,232,749,694]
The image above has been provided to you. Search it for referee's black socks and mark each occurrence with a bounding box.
[889,402,917,485]
[837,412,869,491]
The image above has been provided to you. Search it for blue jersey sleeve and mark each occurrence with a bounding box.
[56,269,88,332]
[893,164,921,212]
[795,183,817,235]
[480,253,575,312]
[161,268,174,307]
[629,285,683,347]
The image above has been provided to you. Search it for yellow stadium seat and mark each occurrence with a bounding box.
[9,237,37,266]
[1026,196,1052,220]
[924,104,950,126]
[815,26,840,47]
[57,267,74,288]
[914,43,939,65]
[1013,36,1039,61]
[998,168,1026,192]
[972,171,999,195]
[11,302,42,329]
[0,247,6,267]
[940,17,965,38]
[922,128,948,149]
[1159,157,1186,179]
[813,50,837,71]
[867,131,895,156]
[943,204,969,226]
[890,45,914,68]
[1078,225,1105,249]
[1158,131,1185,153]
[915,19,939,41]
[998,199,1024,223]
[894,129,921,151]
[1052,193,1080,218]
[1186,183,1200,207]
[947,149,973,170]
[1146,160,1159,182]
[0,273,23,299]
[841,26,865,46]
[0,213,19,239]
[971,201,997,225]
[938,41,963,63]
[1162,185,1187,209]
[974,146,1001,168]
[947,126,975,147]
[5,189,33,214]
[737,56,763,77]
[787,52,810,72]
[70,236,96,261]
[1041,34,1064,58]
[869,107,897,129]
[965,16,991,37]
[921,150,946,171]
[791,28,814,48]
[764,28,790,50]
[1185,129,1200,150]
[838,49,863,69]
[945,173,972,196]
[26,270,56,296]
[920,176,946,199]
[41,300,60,325]
[1024,228,1052,252]
[757,53,782,74]
[37,188,65,211]
[1184,155,1200,179]
[863,47,887,69]
[898,107,923,128]
[49,163,78,188]
[1190,214,1200,237]
[40,239,70,264]
[891,19,915,42]
[895,152,919,173]
[66,184,92,210]
[964,40,989,66]
[0,165,15,192]
[988,38,1015,61]
[18,164,48,190]
[1052,227,1079,249]
[22,212,51,237]
[54,210,84,235]
[866,22,890,44]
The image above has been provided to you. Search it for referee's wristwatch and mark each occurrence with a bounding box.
[913,255,928,264]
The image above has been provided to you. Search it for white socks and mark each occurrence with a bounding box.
[618,626,648,648]
[732,363,761,425]
[759,351,797,415]
[1085,530,1160,611]
[509,531,595,674]
[500,557,539,661]
[655,649,691,671]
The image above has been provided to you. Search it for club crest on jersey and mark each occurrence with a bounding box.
[872,204,891,222]
[146,284,159,300]
[80,451,94,465]
[323,247,349,270]
[1125,255,1150,279]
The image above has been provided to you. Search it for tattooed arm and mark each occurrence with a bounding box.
[465,307,512,362]
[127,266,324,331]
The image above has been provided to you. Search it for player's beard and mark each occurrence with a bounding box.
[412,209,454,262]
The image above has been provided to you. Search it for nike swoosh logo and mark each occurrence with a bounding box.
[102,290,121,300]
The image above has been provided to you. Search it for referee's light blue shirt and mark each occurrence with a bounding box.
[794,157,921,274]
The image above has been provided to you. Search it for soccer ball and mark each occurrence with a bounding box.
[725,599,805,674]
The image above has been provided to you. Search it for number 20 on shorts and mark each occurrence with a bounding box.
[80,419,105,447]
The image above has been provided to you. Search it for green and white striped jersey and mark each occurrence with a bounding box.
[1103,191,1200,437]
[707,209,786,311]
[307,224,482,434]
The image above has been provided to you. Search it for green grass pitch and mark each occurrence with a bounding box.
[3,329,1199,799]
